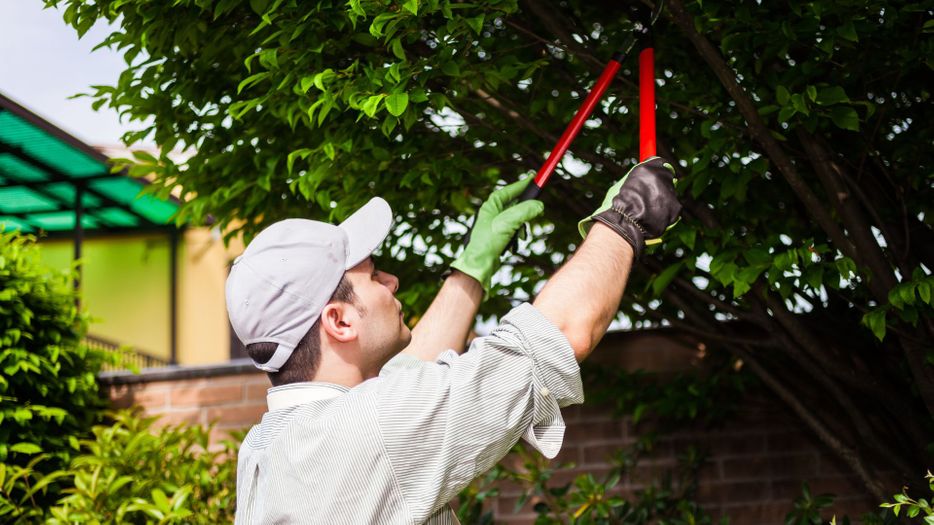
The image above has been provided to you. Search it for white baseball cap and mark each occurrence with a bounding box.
[225,197,393,372]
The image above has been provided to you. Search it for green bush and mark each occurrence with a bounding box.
[46,410,239,524]
[0,231,110,518]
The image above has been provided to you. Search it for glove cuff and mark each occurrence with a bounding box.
[592,209,646,258]
[450,255,493,295]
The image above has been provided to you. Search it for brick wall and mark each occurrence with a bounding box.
[101,335,877,524]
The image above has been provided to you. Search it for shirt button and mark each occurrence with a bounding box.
[540,387,550,397]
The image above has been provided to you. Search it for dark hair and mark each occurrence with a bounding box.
[247,276,356,386]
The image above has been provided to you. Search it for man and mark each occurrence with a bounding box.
[227,157,680,524]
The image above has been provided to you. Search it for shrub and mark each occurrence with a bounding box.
[47,410,240,524]
[0,231,110,518]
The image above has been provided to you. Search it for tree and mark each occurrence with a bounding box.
[47,0,933,502]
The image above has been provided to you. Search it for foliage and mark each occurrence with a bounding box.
[0,231,110,518]
[46,410,239,524]
[456,359,747,523]
[880,471,934,522]
[781,473,934,525]
[48,0,934,503]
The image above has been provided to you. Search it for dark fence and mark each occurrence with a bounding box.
[85,334,171,372]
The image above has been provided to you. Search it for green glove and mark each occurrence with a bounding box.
[451,177,545,293]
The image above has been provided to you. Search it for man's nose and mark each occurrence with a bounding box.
[379,271,399,293]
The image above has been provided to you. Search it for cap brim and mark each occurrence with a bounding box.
[339,197,393,270]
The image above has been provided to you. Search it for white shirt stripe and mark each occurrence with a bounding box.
[235,303,584,524]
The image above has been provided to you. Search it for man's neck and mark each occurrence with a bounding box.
[310,367,368,388]
[313,348,389,387]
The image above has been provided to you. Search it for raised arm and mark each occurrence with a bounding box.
[401,270,482,360]
[401,177,543,360]
[533,224,634,361]
[534,157,681,361]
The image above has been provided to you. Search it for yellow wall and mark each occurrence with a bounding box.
[39,228,244,365]
[40,234,172,359]
[177,228,244,365]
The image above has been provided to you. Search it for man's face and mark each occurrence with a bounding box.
[343,257,411,364]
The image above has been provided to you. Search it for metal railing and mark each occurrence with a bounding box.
[84,334,172,372]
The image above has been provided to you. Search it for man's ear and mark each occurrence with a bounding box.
[319,302,359,343]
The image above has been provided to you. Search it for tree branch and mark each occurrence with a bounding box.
[664,0,861,273]
[730,345,889,502]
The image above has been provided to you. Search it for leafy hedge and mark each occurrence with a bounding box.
[47,410,239,524]
[0,231,110,519]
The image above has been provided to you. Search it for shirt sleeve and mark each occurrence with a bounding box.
[367,302,584,521]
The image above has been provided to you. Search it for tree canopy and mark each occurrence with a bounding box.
[48,0,933,502]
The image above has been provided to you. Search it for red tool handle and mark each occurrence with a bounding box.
[517,58,624,202]
[639,47,656,161]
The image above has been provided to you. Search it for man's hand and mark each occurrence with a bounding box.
[578,156,681,258]
[451,177,545,293]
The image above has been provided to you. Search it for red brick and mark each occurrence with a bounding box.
[552,444,580,467]
[696,458,722,485]
[697,480,770,505]
[722,456,769,480]
[151,408,202,427]
[807,476,866,498]
[130,386,171,408]
[206,403,266,426]
[766,431,815,452]
[171,383,243,407]
[719,501,791,525]
[564,420,625,444]
[581,443,620,466]
[767,453,819,479]
[628,459,678,486]
[559,405,581,423]
[245,381,270,401]
[550,466,612,487]
[496,494,540,516]
[698,432,766,457]
[577,401,616,422]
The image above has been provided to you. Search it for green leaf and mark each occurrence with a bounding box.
[804,265,823,290]
[391,38,406,61]
[385,92,409,117]
[323,142,336,160]
[10,442,41,455]
[862,309,887,341]
[652,263,682,297]
[816,86,849,105]
[442,60,461,76]
[805,85,817,102]
[347,0,365,17]
[776,85,790,106]
[791,94,809,116]
[836,21,858,42]
[361,94,385,117]
[918,281,931,304]
[249,0,270,15]
[370,12,396,38]
[237,72,270,94]
[778,105,796,123]
[402,0,418,15]
[466,15,485,35]
[830,106,859,131]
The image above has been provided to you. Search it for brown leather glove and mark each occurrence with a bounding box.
[578,157,681,258]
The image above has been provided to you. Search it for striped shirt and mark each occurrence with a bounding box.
[235,302,584,524]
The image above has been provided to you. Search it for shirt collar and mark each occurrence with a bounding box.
[266,382,350,411]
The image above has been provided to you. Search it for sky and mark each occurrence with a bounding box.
[0,2,145,148]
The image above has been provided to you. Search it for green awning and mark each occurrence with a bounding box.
[0,92,181,235]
